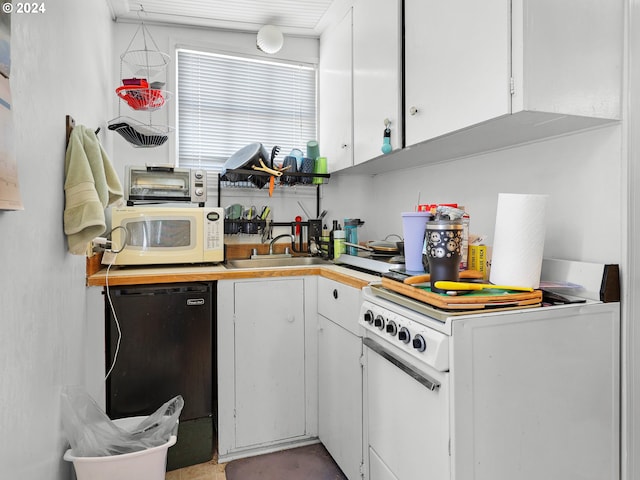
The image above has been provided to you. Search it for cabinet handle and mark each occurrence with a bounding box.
[333,289,338,299]
[286,315,295,323]
[409,106,418,116]
[341,144,348,149]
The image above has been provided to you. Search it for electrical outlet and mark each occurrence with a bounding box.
[101,250,118,265]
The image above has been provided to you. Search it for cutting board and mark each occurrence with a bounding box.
[380,277,542,310]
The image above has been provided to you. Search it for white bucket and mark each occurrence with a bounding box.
[63,417,177,480]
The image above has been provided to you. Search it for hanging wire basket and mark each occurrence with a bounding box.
[116,85,172,111]
[121,48,170,77]
[120,20,169,77]
[111,10,174,147]
[117,21,173,112]
[108,116,174,148]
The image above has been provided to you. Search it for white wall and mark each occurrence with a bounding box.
[0,2,113,478]
[326,124,623,265]
[625,1,639,478]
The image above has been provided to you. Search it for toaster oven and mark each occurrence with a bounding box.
[125,165,207,206]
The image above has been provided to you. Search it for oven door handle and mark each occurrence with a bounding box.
[364,337,441,391]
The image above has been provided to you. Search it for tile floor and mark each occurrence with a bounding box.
[165,454,227,480]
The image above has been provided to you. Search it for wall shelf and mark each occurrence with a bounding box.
[217,170,330,217]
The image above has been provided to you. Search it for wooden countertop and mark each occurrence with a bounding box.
[87,262,379,290]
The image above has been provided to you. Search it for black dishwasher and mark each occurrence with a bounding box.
[105,282,215,471]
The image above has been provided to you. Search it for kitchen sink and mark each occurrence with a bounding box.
[225,256,331,269]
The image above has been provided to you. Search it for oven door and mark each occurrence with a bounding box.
[127,166,197,203]
[364,337,450,480]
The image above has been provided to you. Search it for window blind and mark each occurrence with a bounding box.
[177,49,317,174]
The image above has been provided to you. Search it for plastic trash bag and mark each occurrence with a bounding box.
[61,385,183,457]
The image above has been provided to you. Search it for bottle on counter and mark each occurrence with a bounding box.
[344,218,363,256]
[328,220,338,259]
[333,226,346,260]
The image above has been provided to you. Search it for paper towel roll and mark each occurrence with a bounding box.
[489,193,547,288]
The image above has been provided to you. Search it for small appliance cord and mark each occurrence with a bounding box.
[103,225,128,381]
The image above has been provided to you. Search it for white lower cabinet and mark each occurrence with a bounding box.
[218,275,363,471]
[317,277,364,480]
[217,277,318,462]
[450,304,620,480]
[368,448,397,480]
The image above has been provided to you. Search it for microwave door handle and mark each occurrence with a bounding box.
[364,337,441,391]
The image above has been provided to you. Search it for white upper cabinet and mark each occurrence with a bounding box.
[510,0,621,120]
[405,0,511,145]
[352,0,402,164]
[404,0,622,149]
[319,0,403,173]
[321,0,622,175]
[319,8,353,173]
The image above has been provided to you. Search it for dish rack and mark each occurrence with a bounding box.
[110,15,173,148]
[217,170,330,219]
[219,168,330,189]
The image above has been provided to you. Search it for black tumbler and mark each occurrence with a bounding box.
[425,219,463,294]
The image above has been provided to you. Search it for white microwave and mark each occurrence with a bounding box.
[110,206,224,265]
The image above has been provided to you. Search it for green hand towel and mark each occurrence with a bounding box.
[64,125,123,255]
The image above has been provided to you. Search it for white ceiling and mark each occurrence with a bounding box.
[107,0,339,37]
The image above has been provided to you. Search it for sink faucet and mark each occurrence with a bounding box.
[268,234,295,255]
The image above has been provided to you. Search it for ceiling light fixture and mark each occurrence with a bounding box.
[257,25,284,54]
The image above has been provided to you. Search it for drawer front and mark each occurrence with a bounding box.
[318,277,362,335]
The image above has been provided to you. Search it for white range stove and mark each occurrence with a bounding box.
[358,259,620,480]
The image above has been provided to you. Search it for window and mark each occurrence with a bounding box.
[176,48,317,179]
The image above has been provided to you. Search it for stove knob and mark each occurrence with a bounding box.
[386,320,397,336]
[364,310,374,324]
[412,334,427,352]
[398,327,410,344]
[374,315,385,330]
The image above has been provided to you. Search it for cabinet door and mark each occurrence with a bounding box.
[451,305,620,480]
[352,0,402,164]
[317,276,361,334]
[318,315,363,480]
[319,8,353,173]
[234,278,306,448]
[404,0,511,146]
[512,0,622,120]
